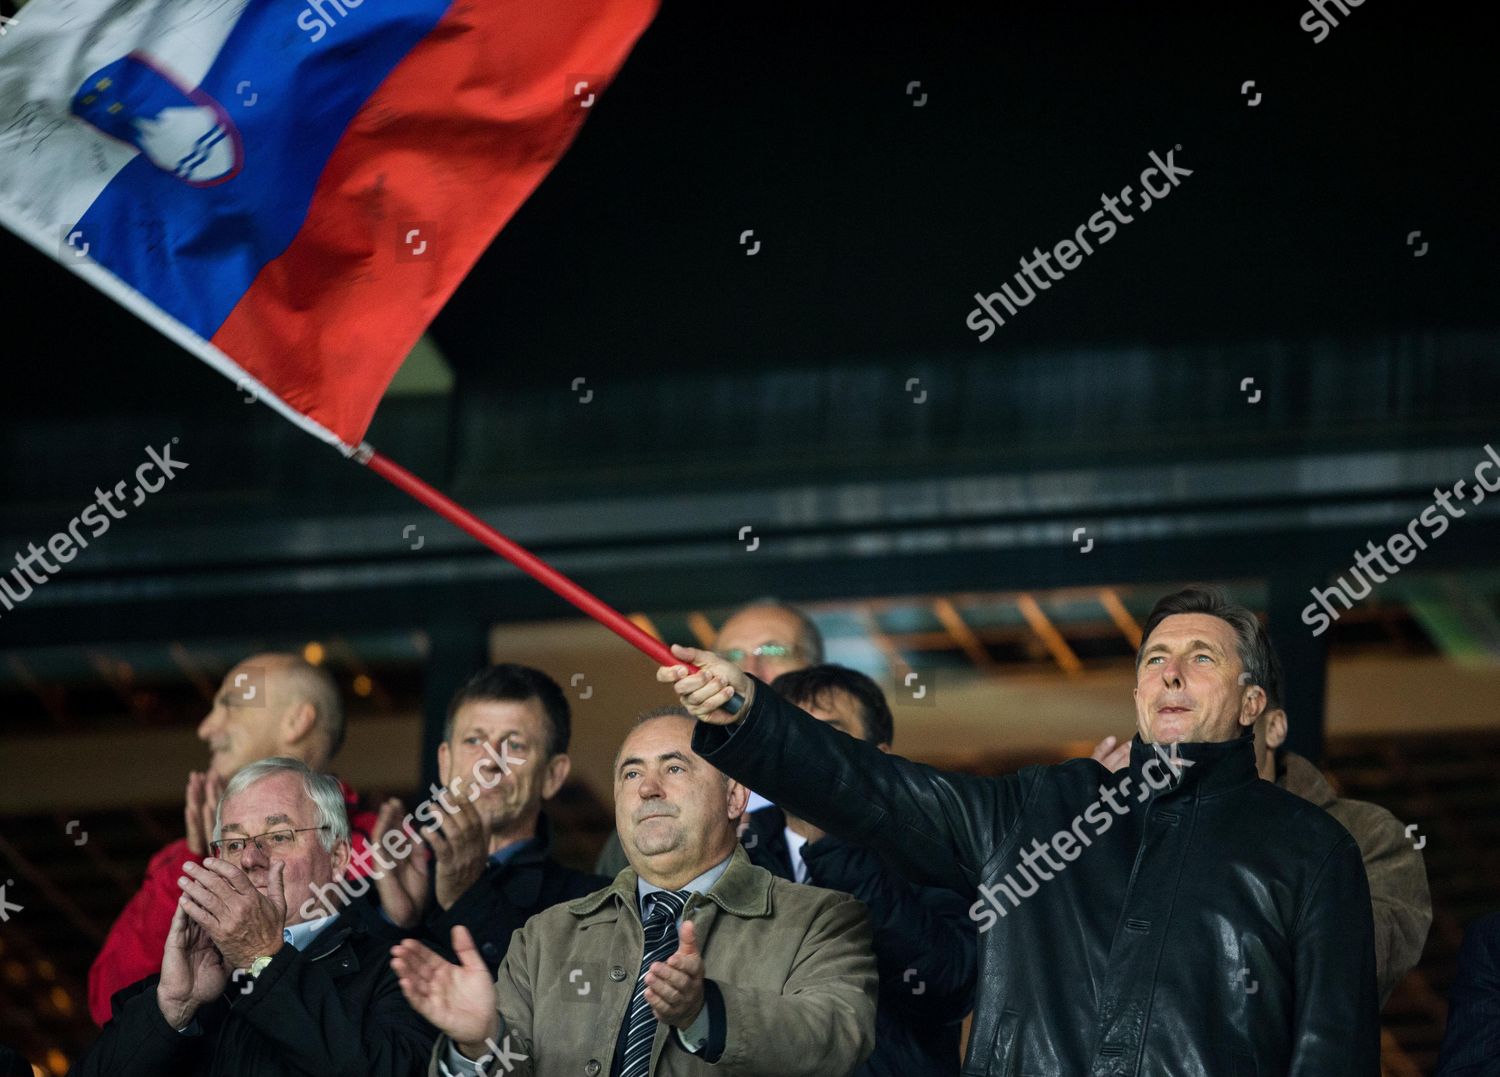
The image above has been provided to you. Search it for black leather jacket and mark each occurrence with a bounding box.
[694,678,1380,1077]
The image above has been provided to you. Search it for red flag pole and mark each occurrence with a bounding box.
[358,445,743,712]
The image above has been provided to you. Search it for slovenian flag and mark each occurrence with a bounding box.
[0,0,656,451]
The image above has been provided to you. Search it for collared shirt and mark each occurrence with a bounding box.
[282,912,338,952]
[782,826,811,883]
[440,854,734,1076]
[488,835,535,868]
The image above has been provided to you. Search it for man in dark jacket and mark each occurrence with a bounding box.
[1092,642,1433,1006]
[659,585,1380,1077]
[741,665,973,1077]
[74,757,434,1077]
[366,665,605,971]
[88,653,381,1026]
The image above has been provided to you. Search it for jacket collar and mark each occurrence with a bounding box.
[568,844,772,920]
[1126,730,1259,799]
[502,811,558,869]
[1276,750,1338,807]
[307,921,355,962]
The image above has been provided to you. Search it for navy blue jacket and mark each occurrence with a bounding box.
[1437,911,1500,1077]
[742,804,975,1077]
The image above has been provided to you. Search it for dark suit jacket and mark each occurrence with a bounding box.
[1437,911,1500,1077]
[72,913,434,1077]
[419,813,607,973]
[741,806,974,1077]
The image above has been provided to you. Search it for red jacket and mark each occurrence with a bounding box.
[87,781,378,1026]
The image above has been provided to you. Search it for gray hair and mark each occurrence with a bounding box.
[214,756,350,852]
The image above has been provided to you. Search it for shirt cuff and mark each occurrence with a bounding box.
[439,1040,487,1077]
[674,980,726,1062]
[675,1004,712,1053]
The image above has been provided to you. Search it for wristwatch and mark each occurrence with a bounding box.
[247,955,273,978]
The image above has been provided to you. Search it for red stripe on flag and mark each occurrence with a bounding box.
[210,0,656,447]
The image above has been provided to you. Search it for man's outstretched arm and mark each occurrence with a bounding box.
[661,645,1026,895]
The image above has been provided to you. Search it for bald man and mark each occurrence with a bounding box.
[87,653,379,1025]
[594,599,824,875]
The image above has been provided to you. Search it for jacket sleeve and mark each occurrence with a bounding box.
[234,938,437,1077]
[88,840,200,1026]
[1434,913,1500,1077]
[1330,799,1432,1005]
[1288,834,1381,1077]
[709,891,877,1077]
[800,836,976,1023]
[693,676,1028,894]
[70,976,205,1077]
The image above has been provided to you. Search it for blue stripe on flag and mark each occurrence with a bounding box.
[71,0,453,338]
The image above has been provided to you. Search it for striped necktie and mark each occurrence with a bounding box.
[620,888,690,1077]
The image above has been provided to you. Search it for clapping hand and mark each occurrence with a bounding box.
[178,858,287,970]
[391,925,499,1060]
[157,901,229,1029]
[644,919,705,1029]
[371,798,431,928]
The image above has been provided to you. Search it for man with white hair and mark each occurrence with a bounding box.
[88,653,380,1025]
[73,757,435,1077]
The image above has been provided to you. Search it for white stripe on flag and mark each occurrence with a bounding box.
[0,209,352,454]
[0,0,247,242]
[0,0,352,454]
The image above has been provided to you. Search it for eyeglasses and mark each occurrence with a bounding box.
[716,643,799,663]
[209,826,328,858]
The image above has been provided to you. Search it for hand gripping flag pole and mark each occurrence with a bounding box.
[356,444,745,715]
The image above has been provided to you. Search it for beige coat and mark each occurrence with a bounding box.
[431,845,876,1077]
[1279,751,1432,1005]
